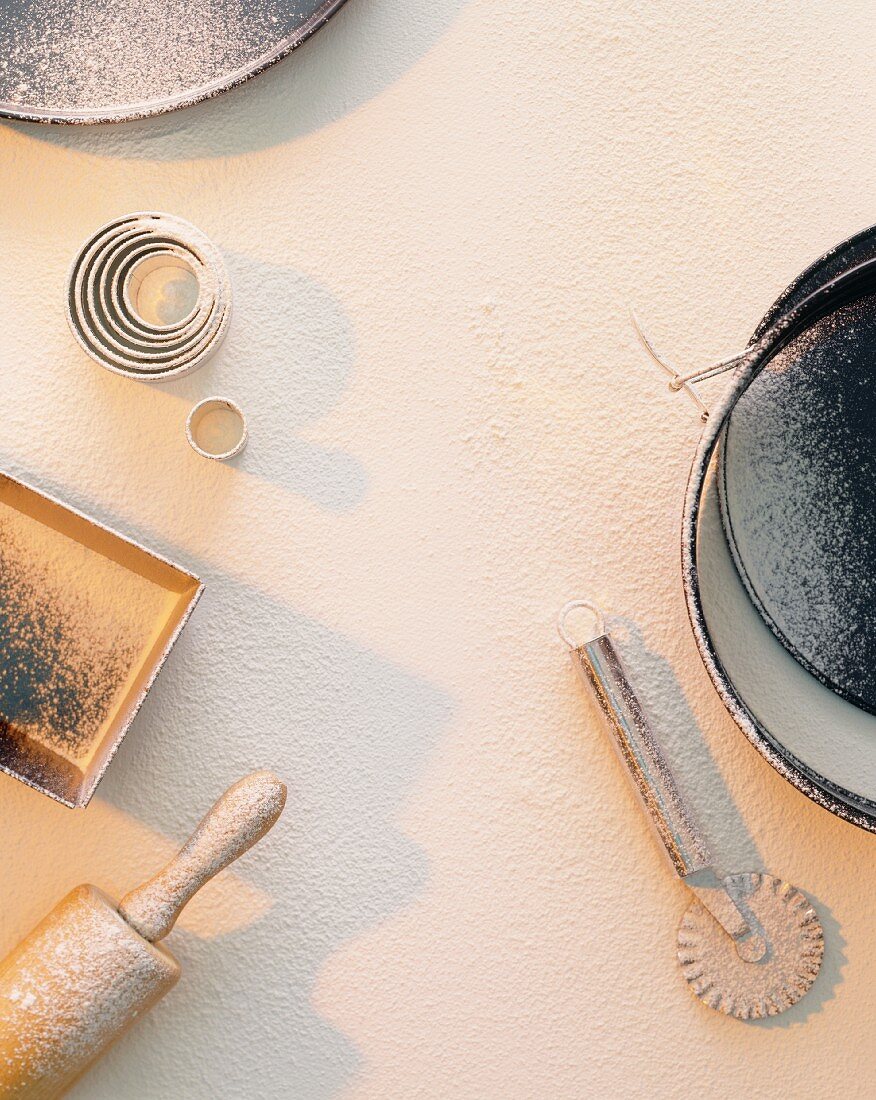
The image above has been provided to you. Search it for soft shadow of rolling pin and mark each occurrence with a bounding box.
[558,601,824,1020]
[0,771,286,1098]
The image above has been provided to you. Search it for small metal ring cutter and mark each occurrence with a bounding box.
[558,600,824,1019]
[185,397,248,462]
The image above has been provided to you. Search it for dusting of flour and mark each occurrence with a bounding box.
[0,0,299,113]
[721,296,876,713]
[0,886,177,1094]
[0,499,177,765]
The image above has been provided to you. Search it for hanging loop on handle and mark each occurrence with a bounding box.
[557,599,606,648]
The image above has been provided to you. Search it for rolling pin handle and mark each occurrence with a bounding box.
[118,770,286,943]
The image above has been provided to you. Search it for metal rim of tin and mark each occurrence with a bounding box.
[67,212,231,380]
[682,253,876,833]
[0,0,350,126]
[0,469,204,809]
[186,397,248,461]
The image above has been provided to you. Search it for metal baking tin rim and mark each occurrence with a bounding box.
[186,397,248,461]
[0,0,350,125]
[0,469,204,809]
[682,257,876,833]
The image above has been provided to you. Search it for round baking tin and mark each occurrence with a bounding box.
[67,213,231,381]
[186,398,248,461]
[682,231,876,832]
[0,0,349,125]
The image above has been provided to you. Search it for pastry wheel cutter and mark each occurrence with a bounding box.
[558,600,824,1019]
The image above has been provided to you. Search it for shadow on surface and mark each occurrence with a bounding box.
[0,498,451,1099]
[162,251,367,512]
[5,0,468,160]
[750,891,845,1028]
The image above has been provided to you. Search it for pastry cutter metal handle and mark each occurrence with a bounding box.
[558,600,766,962]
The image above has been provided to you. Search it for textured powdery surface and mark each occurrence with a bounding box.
[721,297,876,710]
[0,887,175,1092]
[0,501,176,763]
[0,0,303,112]
[119,771,286,941]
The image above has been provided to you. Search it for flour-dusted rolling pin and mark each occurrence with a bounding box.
[0,771,286,1098]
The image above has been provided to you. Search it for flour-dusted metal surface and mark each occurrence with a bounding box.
[720,229,876,717]
[0,471,203,808]
[568,629,712,880]
[0,0,349,123]
[683,253,876,830]
[677,873,824,1019]
[565,616,825,1014]
[66,213,231,380]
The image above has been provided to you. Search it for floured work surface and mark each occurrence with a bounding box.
[0,474,202,806]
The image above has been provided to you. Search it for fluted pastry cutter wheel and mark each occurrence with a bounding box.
[558,601,824,1019]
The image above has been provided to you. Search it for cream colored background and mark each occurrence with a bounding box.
[1,1,876,1096]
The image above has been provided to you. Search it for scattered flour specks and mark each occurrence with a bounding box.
[0,886,177,1093]
[720,297,876,712]
[0,0,304,113]
[0,499,177,765]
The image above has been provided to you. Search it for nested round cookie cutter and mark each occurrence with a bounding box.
[67,213,231,380]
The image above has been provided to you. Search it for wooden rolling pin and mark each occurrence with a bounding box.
[0,771,286,1099]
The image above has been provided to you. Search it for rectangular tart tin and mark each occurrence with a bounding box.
[0,471,203,807]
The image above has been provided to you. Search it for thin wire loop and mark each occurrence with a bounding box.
[630,310,750,423]
[671,351,749,387]
[557,600,606,649]
[629,309,710,421]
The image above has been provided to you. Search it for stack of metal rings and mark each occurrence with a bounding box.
[66,212,231,381]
